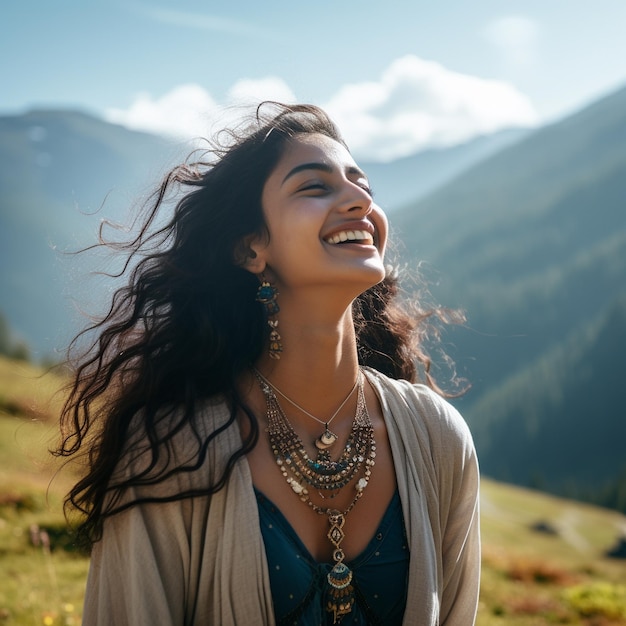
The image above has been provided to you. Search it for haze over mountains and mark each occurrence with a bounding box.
[392,84,626,508]
[1,85,625,511]
[0,110,180,354]
[0,108,520,354]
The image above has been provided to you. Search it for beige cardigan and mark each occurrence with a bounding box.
[83,368,480,625]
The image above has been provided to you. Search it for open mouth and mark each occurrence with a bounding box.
[324,229,375,246]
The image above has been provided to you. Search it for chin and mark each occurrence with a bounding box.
[352,262,387,291]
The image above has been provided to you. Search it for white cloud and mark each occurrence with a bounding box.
[484,15,540,68]
[325,55,538,161]
[104,78,295,139]
[104,55,538,162]
[105,84,219,139]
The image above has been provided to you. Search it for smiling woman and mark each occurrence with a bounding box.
[250,133,388,299]
[57,102,480,626]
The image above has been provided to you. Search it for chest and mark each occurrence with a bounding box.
[256,487,409,625]
[245,389,398,563]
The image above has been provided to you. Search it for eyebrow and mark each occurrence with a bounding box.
[281,162,368,185]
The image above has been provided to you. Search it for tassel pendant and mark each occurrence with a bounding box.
[325,511,355,623]
[326,562,355,623]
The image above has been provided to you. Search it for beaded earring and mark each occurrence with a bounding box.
[255,277,283,359]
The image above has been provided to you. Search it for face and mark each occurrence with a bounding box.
[249,133,388,297]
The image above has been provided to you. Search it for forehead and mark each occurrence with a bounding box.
[269,133,359,179]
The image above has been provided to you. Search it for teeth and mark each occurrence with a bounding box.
[325,229,374,245]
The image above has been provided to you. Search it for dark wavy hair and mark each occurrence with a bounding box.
[57,102,463,547]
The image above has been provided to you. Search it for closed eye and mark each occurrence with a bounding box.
[352,173,374,198]
[299,182,329,193]
[359,183,374,198]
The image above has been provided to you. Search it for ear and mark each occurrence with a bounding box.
[234,233,267,274]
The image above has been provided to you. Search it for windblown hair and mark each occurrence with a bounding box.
[57,102,463,547]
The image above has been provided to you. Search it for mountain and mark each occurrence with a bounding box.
[393,82,626,389]
[391,83,626,505]
[469,294,626,502]
[361,127,528,211]
[0,108,525,357]
[1,87,625,511]
[0,109,181,355]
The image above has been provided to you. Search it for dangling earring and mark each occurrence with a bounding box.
[256,277,283,359]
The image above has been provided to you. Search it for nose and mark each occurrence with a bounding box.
[338,179,373,214]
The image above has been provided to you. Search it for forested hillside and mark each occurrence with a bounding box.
[392,84,626,508]
[361,126,527,210]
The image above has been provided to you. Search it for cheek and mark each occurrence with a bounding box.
[258,214,315,270]
[374,207,389,254]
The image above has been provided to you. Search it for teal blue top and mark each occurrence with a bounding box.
[255,489,409,625]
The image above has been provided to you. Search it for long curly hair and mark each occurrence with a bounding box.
[57,102,463,547]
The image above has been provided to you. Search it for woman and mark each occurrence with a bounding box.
[59,102,480,625]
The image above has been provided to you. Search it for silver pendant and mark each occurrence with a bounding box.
[315,428,338,450]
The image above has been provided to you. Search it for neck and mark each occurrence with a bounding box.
[253,296,361,421]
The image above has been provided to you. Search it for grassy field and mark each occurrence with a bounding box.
[0,358,87,626]
[1,356,625,625]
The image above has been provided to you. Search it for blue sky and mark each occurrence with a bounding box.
[3,0,626,160]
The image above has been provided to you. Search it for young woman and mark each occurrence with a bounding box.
[59,103,480,625]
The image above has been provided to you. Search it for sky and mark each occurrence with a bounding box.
[3,0,626,162]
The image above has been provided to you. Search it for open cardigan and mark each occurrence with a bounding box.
[83,368,480,625]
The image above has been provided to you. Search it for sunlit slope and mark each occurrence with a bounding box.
[392,84,626,505]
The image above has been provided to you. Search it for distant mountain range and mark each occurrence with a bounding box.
[1,88,625,511]
[0,108,526,355]
[392,83,626,508]
[361,126,528,211]
[0,109,182,354]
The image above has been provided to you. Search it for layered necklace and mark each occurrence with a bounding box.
[255,369,376,624]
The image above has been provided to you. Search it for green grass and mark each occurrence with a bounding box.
[0,359,87,626]
[479,479,626,625]
[0,355,625,625]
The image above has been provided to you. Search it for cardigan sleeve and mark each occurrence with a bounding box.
[82,415,201,626]
[81,401,276,626]
[364,369,480,626]
[83,495,193,626]
[434,397,481,625]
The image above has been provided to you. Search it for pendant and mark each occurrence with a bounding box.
[326,562,355,623]
[315,427,338,450]
[325,510,355,623]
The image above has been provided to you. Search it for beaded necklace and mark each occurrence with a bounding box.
[256,370,376,623]
[253,368,359,458]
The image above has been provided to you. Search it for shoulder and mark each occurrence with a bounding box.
[115,396,241,495]
[363,367,474,453]
[364,367,479,514]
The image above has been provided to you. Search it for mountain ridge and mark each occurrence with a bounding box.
[390,82,626,507]
[1,86,625,510]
